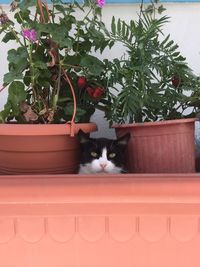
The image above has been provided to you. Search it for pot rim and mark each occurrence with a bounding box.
[112,118,196,129]
[0,122,97,136]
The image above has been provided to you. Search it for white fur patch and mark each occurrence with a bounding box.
[79,147,122,174]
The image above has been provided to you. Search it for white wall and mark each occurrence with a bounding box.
[1,3,200,138]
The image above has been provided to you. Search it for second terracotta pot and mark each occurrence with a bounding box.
[113,118,196,173]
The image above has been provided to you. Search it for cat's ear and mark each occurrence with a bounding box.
[77,129,90,144]
[116,133,130,147]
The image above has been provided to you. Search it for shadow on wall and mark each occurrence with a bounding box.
[90,110,116,139]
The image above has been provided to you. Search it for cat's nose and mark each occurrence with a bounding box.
[100,163,107,169]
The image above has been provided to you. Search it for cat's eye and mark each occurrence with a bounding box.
[109,153,116,158]
[91,151,98,157]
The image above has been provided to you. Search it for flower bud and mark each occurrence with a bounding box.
[77,76,87,89]
[171,75,181,88]
[86,86,95,97]
[93,86,104,98]
[0,13,9,25]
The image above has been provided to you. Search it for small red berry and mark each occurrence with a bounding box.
[93,87,104,98]
[77,76,87,89]
[171,76,181,88]
[86,86,95,97]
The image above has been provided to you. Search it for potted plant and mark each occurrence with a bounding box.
[104,2,200,173]
[0,0,112,174]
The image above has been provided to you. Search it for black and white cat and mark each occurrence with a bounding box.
[78,130,130,174]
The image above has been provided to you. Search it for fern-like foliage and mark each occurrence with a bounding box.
[106,10,199,124]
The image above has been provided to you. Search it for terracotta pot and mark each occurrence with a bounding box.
[0,173,199,267]
[0,123,97,175]
[113,118,196,173]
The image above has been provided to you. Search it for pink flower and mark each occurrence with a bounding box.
[96,0,105,8]
[22,29,37,43]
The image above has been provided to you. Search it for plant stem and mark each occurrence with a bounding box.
[0,84,8,92]
[53,59,62,110]
[52,0,55,23]
[10,28,24,46]
[28,43,37,102]
[75,7,93,54]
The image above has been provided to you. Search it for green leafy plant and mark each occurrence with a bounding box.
[0,0,112,123]
[105,2,199,124]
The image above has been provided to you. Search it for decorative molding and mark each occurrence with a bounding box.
[0,215,199,243]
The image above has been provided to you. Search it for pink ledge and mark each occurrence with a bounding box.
[0,173,200,267]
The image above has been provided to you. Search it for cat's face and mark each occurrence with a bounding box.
[78,130,130,174]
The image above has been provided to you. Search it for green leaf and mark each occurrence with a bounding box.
[80,55,104,75]
[36,69,51,86]
[109,40,115,49]
[111,16,116,35]
[54,4,66,13]
[122,21,126,37]
[34,61,48,70]
[14,10,31,24]
[169,44,179,52]
[63,55,81,66]
[0,101,12,122]
[52,32,72,48]
[158,5,166,14]
[3,71,23,84]
[172,52,180,57]
[145,5,155,14]
[4,47,28,84]
[7,47,28,65]
[2,32,17,43]
[1,81,27,120]
[160,34,170,47]
[165,40,174,49]
[125,24,130,40]
[64,104,86,122]
[117,19,121,34]
[8,81,27,106]
[36,23,73,48]
[18,0,36,11]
